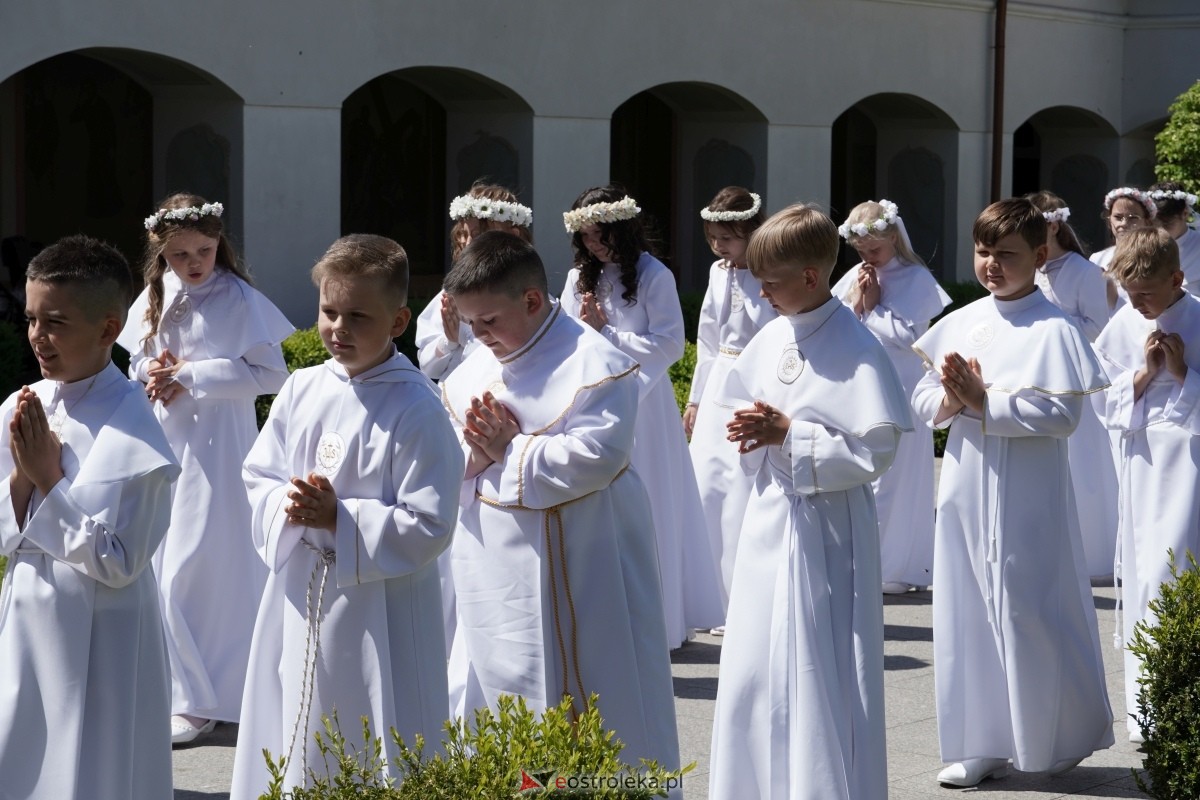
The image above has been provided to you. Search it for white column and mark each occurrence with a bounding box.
[240,104,341,326]
[766,123,831,212]
[530,115,610,294]
[953,131,994,282]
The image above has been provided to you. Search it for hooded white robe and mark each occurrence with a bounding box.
[912,290,1114,771]
[0,363,180,800]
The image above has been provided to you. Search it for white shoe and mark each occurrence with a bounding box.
[1048,757,1082,775]
[937,758,1008,787]
[171,715,216,746]
[709,625,726,636]
[1129,730,1146,744]
[882,581,914,594]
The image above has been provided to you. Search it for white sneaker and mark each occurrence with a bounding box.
[937,758,1008,787]
[1129,730,1146,744]
[882,581,914,595]
[171,715,216,746]
[709,625,726,636]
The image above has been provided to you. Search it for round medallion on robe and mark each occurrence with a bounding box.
[777,345,805,384]
[967,322,994,350]
[315,431,346,475]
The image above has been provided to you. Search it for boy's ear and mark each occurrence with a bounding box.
[1033,243,1049,269]
[99,314,122,347]
[391,306,412,338]
[1172,270,1186,291]
[522,287,545,316]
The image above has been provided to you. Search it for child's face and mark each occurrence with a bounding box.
[1123,271,1185,320]
[579,224,613,263]
[1108,198,1150,240]
[755,262,829,316]
[163,229,219,286]
[708,225,748,267]
[25,280,118,383]
[973,233,1044,300]
[852,234,897,269]
[451,288,544,357]
[317,276,411,377]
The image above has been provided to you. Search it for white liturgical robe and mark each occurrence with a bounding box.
[443,303,681,771]
[912,290,1114,771]
[0,363,180,800]
[230,350,461,798]
[708,297,911,800]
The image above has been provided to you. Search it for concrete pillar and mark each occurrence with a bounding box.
[530,115,610,295]
[240,104,341,326]
[765,123,831,212]
[951,131,994,282]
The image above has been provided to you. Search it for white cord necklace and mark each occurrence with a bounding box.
[49,373,100,437]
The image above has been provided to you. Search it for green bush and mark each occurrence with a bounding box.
[1155,80,1200,195]
[1130,549,1200,799]
[259,694,689,800]
[668,341,697,416]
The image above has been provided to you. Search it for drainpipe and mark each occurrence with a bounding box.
[991,0,1008,202]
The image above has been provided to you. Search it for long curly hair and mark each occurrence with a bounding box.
[139,192,249,348]
[568,184,647,306]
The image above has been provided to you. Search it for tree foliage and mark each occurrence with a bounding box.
[1155,80,1200,194]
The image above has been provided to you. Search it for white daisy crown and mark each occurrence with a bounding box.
[838,199,900,240]
[1147,189,1197,212]
[144,202,224,232]
[563,196,641,233]
[1103,187,1157,219]
[700,192,762,222]
[448,194,532,228]
[1042,207,1071,224]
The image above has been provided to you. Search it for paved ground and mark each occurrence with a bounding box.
[173,582,1146,799]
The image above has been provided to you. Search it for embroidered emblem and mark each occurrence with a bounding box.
[486,380,506,397]
[314,431,346,476]
[967,322,994,350]
[167,294,192,324]
[777,345,805,384]
[730,281,745,313]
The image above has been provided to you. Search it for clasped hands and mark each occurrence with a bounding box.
[463,391,518,469]
[853,265,880,316]
[726,400,790,454]
[578,292,609,331]
[285,472,337,531]
[145,348,190,406]
[8,387,63,497]
[939,351,985,418]
[1143,330,1187,384]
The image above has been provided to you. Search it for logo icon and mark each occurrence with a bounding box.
[517,769,545,793]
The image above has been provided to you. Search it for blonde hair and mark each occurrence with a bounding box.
[1109,227,1181,285]
[312,234,409,305]
[843,200,925,266]
[746,204,839,279]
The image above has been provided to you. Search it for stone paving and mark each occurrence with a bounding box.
[172,583,1146,799]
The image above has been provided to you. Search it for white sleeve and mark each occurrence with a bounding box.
[599,266,685,388]
[176,342,289,399]
[981,389,1082,438]
[688,279,720,404]
[768,422,902,496]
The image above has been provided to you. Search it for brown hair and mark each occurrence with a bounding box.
[139,192,249,346]
[450,181,533,260]
[568,184,648,306]
[973,198,1047,251]
[311,234,409,305]
[701,186,766,246]
[1108,227,1181,285]
[1147,180,1191,223]
[745,203,839,279]
[27,234,133,323]
[1024,190,1086,256]
[444,230,547,299]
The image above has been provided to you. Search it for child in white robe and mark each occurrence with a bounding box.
[415,182,532,382]
[0,235,180,800]
[833,199,950,594]
[1091,187,1157,277]
[231,235,461,798]
[709,205,911,800]
[1147,182,1200,293]
[913,198,1114,788]
[118,193,293,744]
[1092,226,1200,743]
[684,186,776,621]
[1026,190,1120,579]
[442,231,680,772]
[561,184,723,648]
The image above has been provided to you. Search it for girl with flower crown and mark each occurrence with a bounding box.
[415,182,533,382]
[1091,187,1157,275]
[561,184,724,648]
[684,187,776,627]
[118,193,294,745]
[1025,190,1120,580]
[833,199,951,594]
[1148,181,1200,294]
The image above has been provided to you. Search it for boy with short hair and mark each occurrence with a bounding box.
[0,234,181,799]
[441,230,680,771]
[708,204,912,800]
[1093,226,1200,743]
[230,234,462,798]
[913,198,1114,787]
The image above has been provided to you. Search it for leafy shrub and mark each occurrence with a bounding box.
[259,694,689,800]
[668,341,697,417]
[1155,80,1200,194]
[1130,550,1200,799]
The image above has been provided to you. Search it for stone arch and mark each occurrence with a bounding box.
[611,82,766,291]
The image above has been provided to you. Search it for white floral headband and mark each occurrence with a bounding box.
[1103,188,1157,219]
[1042,207,1071,224]
[563,196,641,234]
[144,202,224,232]
[1147,189,1197,211]
[449,194,532,228]
[838,199,900,240]
[700,193,762,222]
